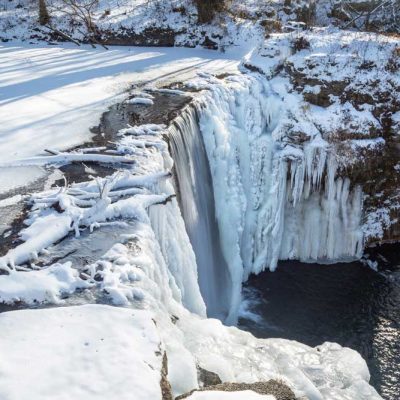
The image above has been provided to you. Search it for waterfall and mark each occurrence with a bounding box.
[168,106,231,320]
[162,74,364,324]
[195,75,364,323]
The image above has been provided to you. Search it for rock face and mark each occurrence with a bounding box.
[161,353,174,400]
[176,380,296,400]
[286,47,400,244]
[197,366,223,387]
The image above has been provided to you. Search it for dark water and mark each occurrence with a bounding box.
[238,244,400,400]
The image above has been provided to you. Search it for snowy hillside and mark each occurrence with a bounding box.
[1,0,398,49]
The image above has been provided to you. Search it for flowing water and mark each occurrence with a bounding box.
[238,244,400,400]
[169,107,231,319]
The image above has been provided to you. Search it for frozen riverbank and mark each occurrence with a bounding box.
[0,42,240,194]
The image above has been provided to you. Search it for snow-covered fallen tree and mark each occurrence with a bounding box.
[0,123,173,273]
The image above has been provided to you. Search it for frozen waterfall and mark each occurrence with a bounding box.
[166,74,364,324]
[168,107,231,320]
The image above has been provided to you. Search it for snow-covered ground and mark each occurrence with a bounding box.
[0,305,165,400]
[0,42,240,193]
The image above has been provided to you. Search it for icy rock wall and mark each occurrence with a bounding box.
[193,75,364,323]
[168,107,232,320]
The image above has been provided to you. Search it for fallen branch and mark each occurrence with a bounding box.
[45,25,81,46]
[149,194,176,206]
[0,152,136,167]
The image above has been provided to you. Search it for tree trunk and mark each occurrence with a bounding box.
[39,0,50,26]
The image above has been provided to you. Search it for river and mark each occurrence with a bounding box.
[238,244,400,399]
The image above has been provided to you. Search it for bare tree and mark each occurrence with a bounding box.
[48,0,108,47]
[333,0,400,32]
[194,0,227,23]
[59,0,99,37]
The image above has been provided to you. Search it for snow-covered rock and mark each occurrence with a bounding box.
[0,262,89,304]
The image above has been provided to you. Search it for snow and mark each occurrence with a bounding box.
[0,304,164,400]
[0,213,72,272]
[0,42,240,193]
[126,97,154,105]
[187,392,276,400]
[175,314,380,400]
[0,194,23,208]
[0,262,89,304]
[0,235,382,400]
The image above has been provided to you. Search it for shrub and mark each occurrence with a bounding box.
[386,46,400,73]
[292,35,310,52]
[260,19,282,34]
[172,6,187,15]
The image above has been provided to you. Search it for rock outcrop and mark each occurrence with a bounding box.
[176,380,296,400]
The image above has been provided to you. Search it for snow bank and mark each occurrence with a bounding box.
[0,260,381,400]
[174,314,379,400]
[0,305,164,400]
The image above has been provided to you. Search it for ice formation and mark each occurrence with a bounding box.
[170,74,364,322]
